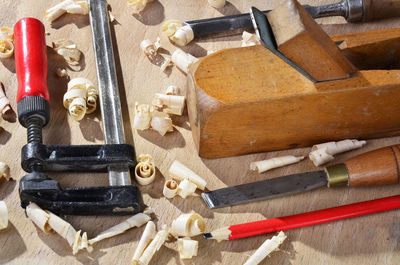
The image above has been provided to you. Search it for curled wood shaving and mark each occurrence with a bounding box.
[85,82,98,114]
[26,203,88,255]
[69,97,86,120]
[0,39,13,59]
[244,231,286,265]
[171,49,198,74]
[171,211,205,237]
[169,160,207,190]
[140,38,160,57]
[0,27,14,59]
[161,20,194,46]
[163,179,178,199]
[178,237,198,259]
[134,102,153,130]
[138,225,170,265]
[132,221,157,264]
[26,203,53,233]
[161,20,183,37]
[0,162,10,181]
[150,111,173,136]
[165,85,180,95]
[152,93,185,115]
[64,78,98,120]
[170,25,194,46]
[88,212,151,245]
[0,201,8,230]
[45,0,89,23]
[127,0,153,13]
[250,156,305,173]
[52,40,82,63]
[135,154,156,185]
[241,31,259,47]
[177,179,197,199]
[309,139,366,166]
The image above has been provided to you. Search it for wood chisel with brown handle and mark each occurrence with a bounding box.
[202,144,400,209]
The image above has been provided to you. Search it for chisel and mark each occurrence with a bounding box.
[202,144,400,209]
[186,0,400,38]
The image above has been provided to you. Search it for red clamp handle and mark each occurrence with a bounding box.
[14,18,49,103]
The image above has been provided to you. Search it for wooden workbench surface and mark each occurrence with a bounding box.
[1,0,400,264]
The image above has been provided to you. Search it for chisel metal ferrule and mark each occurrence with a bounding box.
[326,164,349,187]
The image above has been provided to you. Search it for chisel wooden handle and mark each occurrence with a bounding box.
[344,145,400,186]
[362,0,400,21]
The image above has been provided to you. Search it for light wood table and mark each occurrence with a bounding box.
[1,0,400,264]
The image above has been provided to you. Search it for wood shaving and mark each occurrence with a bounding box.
[135,154,156,185]
[309,139,366,166]
[165,85,180,95]
[241,31,259,47]
[177,179,197,199]
[52,40,82,63]
[64,78,97,120]
[89,212,151,245]
[161,20,183,37]
[208,0,226,8]
[134,102,153,130]
[163,179,178,199]
[45,0,89,23]
[171,49,198,74]
[47,212,88,255]
[0,39,13,58]
[26,203,88,255]
[171,211,205,237]
[250,156,305,173]
[150,111,173,136]
[127,0,153,13]
[169,160,207,190]
[0,201,8,230]
[132,221,157,264]
[170,25,194,46]
[152,93,185,115]
[161,20,194,46]
[244,231,286,265]
[138,225,170,265]
[140,38,160,57]
[26,203,53,233]
[0,162,10,181]
[178,237,198,259]
[85,80,98,114]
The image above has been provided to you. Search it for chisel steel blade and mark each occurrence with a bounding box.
[202,170,328,209]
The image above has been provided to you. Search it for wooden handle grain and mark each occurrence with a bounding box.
[362,0,400,21]
[345,145,400,186]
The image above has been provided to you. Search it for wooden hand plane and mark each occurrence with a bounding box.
[187,1,400,158]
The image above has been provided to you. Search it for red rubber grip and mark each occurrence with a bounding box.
[14,18,49,103]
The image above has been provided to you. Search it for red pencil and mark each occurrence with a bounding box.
[203,195,400,241]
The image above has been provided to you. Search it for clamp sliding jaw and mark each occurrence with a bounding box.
[15,0,142,215]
